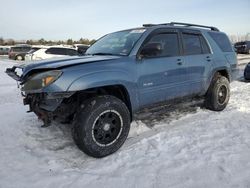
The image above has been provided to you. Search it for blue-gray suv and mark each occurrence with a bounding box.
[6,22,238,158]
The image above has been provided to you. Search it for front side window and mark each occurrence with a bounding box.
[183,33,203,55]
[140,33,180,58]
[86,29,146,56]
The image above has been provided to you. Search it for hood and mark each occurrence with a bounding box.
[23,55,120,73]
[6,55,121,82]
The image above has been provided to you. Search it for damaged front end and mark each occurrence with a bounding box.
[6,65,76,127]
[23,92,76,127]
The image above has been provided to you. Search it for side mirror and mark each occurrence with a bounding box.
[140,42,162,58]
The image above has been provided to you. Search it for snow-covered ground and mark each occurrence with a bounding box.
[0,56,250,188]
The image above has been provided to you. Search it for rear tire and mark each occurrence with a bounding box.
[205,73,230,111]
[72,95,131,158]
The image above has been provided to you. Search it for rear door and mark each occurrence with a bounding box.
[137,29,188,107]
[181,30,212,95]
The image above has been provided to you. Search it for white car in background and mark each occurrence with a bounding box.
[25,46,79,61]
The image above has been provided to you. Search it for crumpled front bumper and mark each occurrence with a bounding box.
[23,92,75,127]
[24,92,75,112]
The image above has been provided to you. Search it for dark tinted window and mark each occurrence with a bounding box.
[46,48,77,55]
[67,49,78,56]
[183,33,202,55]
[77,46,89,54]
[209,32,233,52]
[143,33,180,57]
[200,36,211,54]
[45,48,65,55]
[11,47,31,52]
[235,42,246,46]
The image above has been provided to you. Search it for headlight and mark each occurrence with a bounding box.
[22,70,62,91]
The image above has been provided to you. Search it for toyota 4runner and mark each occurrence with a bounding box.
[6,22,238,158]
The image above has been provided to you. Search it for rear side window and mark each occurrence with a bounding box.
[11,47,21,52]
[182,33,202,55]
[11,47,31,52]
[46,48,65,55]
[209,32,233,52]
[200,36,211,54]
[46,48,77,55]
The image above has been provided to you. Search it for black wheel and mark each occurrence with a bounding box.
[72,95,131,158]
[205,73,230,111]
[16,55,23,61]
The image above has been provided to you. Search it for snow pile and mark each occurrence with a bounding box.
[0,57,249,188]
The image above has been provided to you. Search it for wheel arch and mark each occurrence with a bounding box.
[72,84,134,121]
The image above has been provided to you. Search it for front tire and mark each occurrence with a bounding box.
[72,95,131,158]
[205,73,230,111]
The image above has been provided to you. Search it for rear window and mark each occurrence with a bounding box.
[209,32,233,52]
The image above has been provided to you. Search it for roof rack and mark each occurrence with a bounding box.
[142,22,219,31]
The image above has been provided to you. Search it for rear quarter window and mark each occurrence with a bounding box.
[208,32,233,52]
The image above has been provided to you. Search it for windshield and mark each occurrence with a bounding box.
[86,29,146,56]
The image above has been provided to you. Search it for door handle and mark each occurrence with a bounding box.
[177,59,183,65]
[206,56,211,62]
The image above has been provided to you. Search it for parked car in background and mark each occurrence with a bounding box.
[0,46,10,55]
[234,41,250,54]
[9,45,32,60]
[244,63,250,80]
[73,44,90,55]
[25,46,79,61]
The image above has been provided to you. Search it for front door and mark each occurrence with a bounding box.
[137,30,188,107]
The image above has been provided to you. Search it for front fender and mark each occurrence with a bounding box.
[67,70,139,112]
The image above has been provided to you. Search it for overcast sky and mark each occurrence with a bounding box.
[0,0,249,40]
